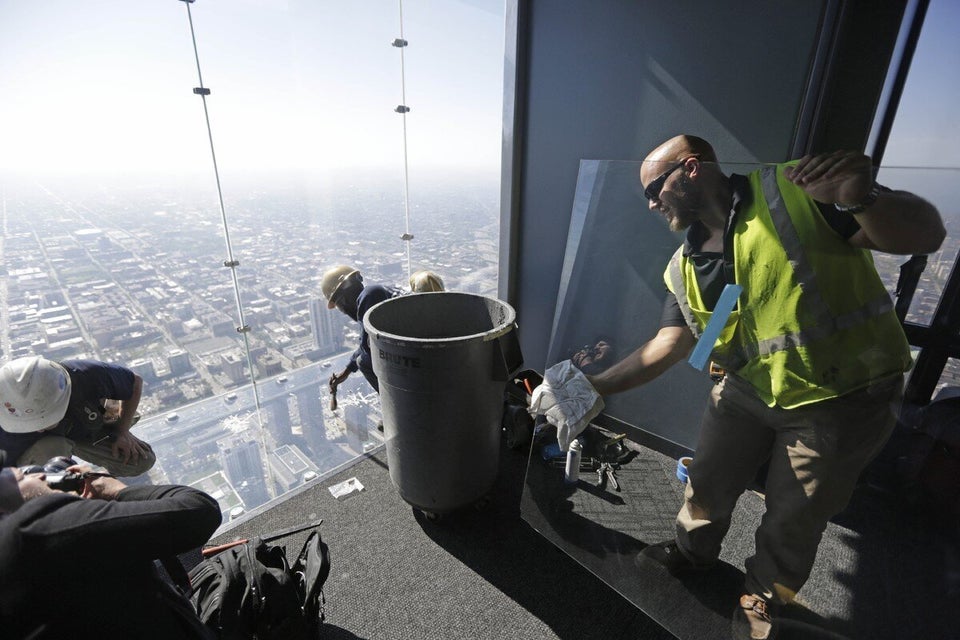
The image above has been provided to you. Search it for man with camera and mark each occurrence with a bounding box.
[0,356,155,477]
[0,458,221,638]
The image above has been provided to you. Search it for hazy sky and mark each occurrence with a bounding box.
[1,1,957,179]
[0,0,505,175]
[881,0,960,169]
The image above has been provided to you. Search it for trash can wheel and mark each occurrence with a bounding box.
[418,508,443,522]
[472,493,492,511]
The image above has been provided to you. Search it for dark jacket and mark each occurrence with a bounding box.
[0,359,137,463]
[0,484,221,639]
[347,284,402,392]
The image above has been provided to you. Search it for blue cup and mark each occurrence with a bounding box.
[676,456,692,483]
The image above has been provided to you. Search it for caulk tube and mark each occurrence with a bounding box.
[564,439,582,484]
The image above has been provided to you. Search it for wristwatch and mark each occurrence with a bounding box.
[834,182,882,214]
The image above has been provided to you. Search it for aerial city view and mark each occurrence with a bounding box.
[3,166,957,523]
[0,0,509,522]
[0,172,501,519]
[6,1,954,527]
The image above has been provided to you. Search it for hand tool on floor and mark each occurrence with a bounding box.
[596,461,621,492]
[599,433,631,463]
[202,519,324,557]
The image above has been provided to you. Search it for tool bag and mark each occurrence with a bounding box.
[502,369,543,450]
[189,531,330,639]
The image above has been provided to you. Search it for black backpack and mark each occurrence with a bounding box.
[501,369,543,450]
[188,530,330,639]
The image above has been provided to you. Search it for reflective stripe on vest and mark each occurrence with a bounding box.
[741,168,896,360]
[667,247,701,340]
[665,164,909,406]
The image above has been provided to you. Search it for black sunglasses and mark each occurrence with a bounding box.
[643,157,695,201]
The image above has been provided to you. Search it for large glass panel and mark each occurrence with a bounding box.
[524,158,957,639]
[936,357,960,393]
[873,0,960,326]
[0,0,504,521]
[544,160,713,451]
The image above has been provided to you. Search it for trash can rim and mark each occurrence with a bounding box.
[362,292,516,345]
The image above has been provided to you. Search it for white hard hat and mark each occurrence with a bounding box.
[0,357,72,433]
[321,265,360,309]
[409,270,445,293]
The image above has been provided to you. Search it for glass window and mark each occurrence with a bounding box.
[0,0,504,517]
[874,0,960,326]
[936,357,960,395]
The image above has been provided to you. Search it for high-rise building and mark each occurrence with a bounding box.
[263,396,293,445]
[269,443,321,494]
[294,387,326,456]
[168,349,192,376]
[128,357,157,383]
[309,298,343,355]
[259,352,283,376]
[218,433,270,510]
[211,316,236,337]
[221,350,246,385]
[343,403,369,453]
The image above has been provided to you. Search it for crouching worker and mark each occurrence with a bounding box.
[322,265,403,395]
[0,356,155,477]
[409,269,445,293]
[0,463,222,638]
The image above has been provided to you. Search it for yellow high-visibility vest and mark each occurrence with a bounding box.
[664,164,911,408]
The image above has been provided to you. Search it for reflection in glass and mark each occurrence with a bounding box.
[872,0,960,327]
[872,168,960,326]
[937,357,960,393]
[547,160,715,451]
[527,157,953,639]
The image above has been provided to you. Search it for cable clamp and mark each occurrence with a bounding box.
[400,233,414,241]
[236,325,251,334]
[392,38,408,48]
[395,105,410,114]
[223,259,240,268]
[193,87,211,96]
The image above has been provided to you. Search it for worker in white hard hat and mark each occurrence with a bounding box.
[409,270,445,293]
[0,356,155,477]
[321,265,403,395]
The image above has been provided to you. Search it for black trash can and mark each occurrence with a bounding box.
[364,292,523,514]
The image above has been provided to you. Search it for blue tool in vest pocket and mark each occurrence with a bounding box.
[687,283,743,371]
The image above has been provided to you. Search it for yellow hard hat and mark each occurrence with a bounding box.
[409,270,444,293]
[321,265,360,308]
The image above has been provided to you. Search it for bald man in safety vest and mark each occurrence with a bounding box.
[588,135,944,640]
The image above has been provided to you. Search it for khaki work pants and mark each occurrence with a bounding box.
[17,434,157,478]
[676,373,901,604]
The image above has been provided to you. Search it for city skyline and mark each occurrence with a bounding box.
[0,169,501,521]
[0,172,500,407]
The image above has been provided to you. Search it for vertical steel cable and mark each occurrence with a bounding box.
[181,1,275,498]
[394,0,413,281]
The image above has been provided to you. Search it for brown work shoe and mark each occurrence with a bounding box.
[731,594,778,640]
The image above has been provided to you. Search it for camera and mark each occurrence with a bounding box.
[19,456,85,493]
